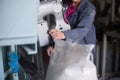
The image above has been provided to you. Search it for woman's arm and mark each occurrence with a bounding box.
[63,9,96,41]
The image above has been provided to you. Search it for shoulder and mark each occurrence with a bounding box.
[76,0,96,14]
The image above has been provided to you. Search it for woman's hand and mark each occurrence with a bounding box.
[48,29,65,40]
[47,46,53,56]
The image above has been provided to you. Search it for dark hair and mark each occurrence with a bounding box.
[62,0,73,4]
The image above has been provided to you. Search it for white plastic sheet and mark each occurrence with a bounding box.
[46,40,98,80]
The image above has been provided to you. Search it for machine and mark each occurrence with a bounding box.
[0,0,39,80]
[37,0,70,46]
[0,0,70,80]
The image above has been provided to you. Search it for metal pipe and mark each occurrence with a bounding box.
[0,47,5,80]
[96,44,100,73]
[101,33,107,80]
[114,41,119,72]
[111,0,115,23]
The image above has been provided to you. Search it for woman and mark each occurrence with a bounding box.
[47,0,96,57]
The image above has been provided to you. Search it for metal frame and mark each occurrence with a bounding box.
[100,32,120,80]
[0,47,5,80]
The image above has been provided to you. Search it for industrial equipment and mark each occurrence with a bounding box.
[37,0,70,46]
[0,0,39,80]
[0,0,70,79]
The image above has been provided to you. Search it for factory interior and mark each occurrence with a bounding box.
[0,0,120,80]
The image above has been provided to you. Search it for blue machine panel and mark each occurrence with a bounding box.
[0,0,39,46]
